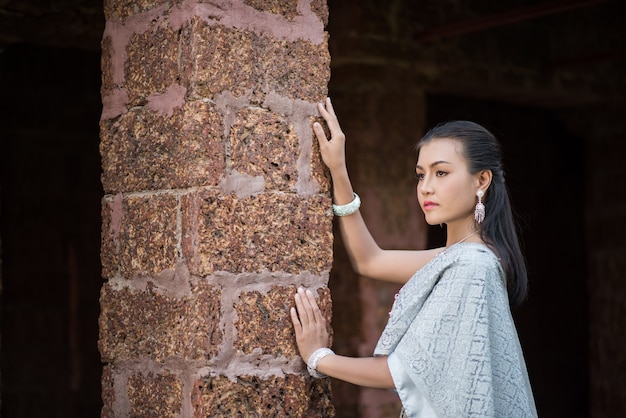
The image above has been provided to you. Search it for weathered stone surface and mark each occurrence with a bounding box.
[261,34,330,102]
[101,197,118,279]
[181,22,255,99]
[191,374,335,417]
[100,101,225,194]
[128,370,183,418]
[98,2,333,416]
[244,0,299,20]
[230,107,299,191]
[181,190,333,275]
[104,0,170,23]
[311,0,329,26]
[183,21,330,102]
[99,280,222,362]
[100,36,114,97]
[101,193,179,278]
[234,286,332,357]
[125,25,181,107]
[101,365,115,418]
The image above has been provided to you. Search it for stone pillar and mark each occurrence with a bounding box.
[98,1,334,416]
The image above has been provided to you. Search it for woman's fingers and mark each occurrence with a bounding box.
[304,289,324,325]
[313,121,328,144]
[317,97,336,121]
[317,98,345,140]
[290,307,301,333]
[294,290,310,326]
[292,288,330,363]
[294,287,324,327]
[313,97,347,172]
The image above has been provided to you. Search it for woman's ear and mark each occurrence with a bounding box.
[476,169,493,192]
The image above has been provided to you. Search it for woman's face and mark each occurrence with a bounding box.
[415,138,478,227]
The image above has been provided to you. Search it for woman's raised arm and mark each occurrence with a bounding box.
[314,98,439,283]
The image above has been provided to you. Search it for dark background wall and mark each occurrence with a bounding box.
[1,0,625,417]
[326,0,625,417]
[0,45,103,416]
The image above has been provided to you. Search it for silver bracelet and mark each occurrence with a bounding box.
[332,193,361,217]
[306,347,334,378]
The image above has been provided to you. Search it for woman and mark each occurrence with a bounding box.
[290,98,537,417]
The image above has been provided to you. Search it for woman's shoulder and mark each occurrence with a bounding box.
[412,243,500,283]
[444,243,502,272]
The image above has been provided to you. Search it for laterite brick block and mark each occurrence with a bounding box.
[99,281,222,362]
[101,365,115,418]
[191,374,335,417]
[311,0,330,25]
[125,25,180,107]
[104,0,171,21]
[100,36,114,98]
[230,107,299,192]
[128,370,183,418]
[181,190,333,275]
[100,101,225,194]
[101,193,178,279]
[234,286,332,357]
[183,21,330,102]
[244,0,299,20]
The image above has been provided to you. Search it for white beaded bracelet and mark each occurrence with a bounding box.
[306,347,335,378]
[332,193,361,217]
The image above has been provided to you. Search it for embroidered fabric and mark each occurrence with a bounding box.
[374,243,537,417]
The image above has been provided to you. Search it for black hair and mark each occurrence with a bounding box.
[416,120,527,307]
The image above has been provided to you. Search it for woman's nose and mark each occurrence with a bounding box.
[419,176,433,194]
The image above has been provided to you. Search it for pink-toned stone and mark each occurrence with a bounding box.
[124,25,180,107]
[128,370,183,417]
[311,0,329,26]
[183,21,330,102]
[101,365,115,418]
[100,36,115,98]
[233,286,332,357]
[191,374,335,417]
[230,107,299,192]
[244,0,299,20]
[98,280,222,362]
[103,0,171,25]
[100,194,178,278]
[181,190,333,275]
[100,101,225,194]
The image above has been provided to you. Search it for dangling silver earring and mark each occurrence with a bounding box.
[474,190,485,223]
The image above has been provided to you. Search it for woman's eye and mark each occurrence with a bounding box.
[436,171,448,177]
[415,172,424,181]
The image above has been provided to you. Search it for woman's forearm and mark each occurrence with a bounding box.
[316,354,395,389]
[329,168,384,277]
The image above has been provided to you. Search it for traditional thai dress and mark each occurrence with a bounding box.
[374,243,537,417]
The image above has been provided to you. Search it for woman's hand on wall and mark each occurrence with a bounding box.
[290,287,330,364]
[314,97,347,174]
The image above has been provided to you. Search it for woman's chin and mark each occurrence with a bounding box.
[424,217,444,226]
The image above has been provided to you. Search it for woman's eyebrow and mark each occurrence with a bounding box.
[415,161,452,170]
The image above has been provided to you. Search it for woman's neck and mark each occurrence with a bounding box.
[445,220,481,247]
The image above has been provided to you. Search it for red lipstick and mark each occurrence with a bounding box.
[423,200,438,210]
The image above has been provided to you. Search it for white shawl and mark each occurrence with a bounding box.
[374,243,537,417]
